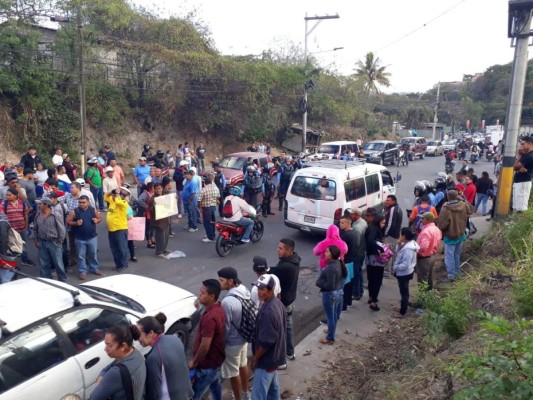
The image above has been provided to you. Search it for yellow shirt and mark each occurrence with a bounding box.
[104,193,128,231]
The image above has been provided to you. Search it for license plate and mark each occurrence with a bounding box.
[304,216,315,223]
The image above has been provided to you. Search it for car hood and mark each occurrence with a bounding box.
[222,168,244,183]
[80,274,196,314]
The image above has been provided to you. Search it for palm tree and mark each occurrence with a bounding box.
[354,52,391,95]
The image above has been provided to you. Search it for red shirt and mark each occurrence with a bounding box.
[4,199,28,232]
[193,302,225,369]
[463,182,476,205]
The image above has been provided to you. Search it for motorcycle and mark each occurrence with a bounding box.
[458,148,466,161]
[396,150,408,167]
[486,150,495,162]
[214,216,264,257]
[445,161,455,174]
[470,152,478,164]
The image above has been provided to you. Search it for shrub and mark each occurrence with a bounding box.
[512,267,533,317]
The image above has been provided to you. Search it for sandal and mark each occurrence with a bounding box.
[319,338,334,345]
[369,304,381,312]
[147,243,156,249]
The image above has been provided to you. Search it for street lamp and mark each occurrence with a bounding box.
[301,13,340,154]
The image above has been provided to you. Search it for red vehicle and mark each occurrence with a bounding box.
[218,152,272,188]
[214,218,264,257]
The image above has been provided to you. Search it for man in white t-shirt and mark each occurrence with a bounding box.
[52,148,63,167]
[250,256,281,307]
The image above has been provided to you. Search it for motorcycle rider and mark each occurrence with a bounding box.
[243,165,262,208]
[151,150,166,169]
[142,144,153,160]
[400,142,410,165]
[261,163,276,217]
[434,175,448,213]
[470,142,479,163]
[222,186,256,243]
[413,180,437,207]
[277,156,295,211]
[444,150,455,173]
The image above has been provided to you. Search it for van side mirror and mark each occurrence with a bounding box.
[394,171,402,183]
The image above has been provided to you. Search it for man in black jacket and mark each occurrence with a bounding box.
[269,238,301,368]
[20,146,42,172]
[383,195,403,277]
[339,216,357,311]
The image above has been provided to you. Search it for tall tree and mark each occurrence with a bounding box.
[353,52,391,95]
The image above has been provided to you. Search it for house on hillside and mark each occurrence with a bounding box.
[282,123,324,154]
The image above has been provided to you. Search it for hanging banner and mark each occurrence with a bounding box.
[481,120,486,130]
[466,120,470,130]
[127,217,146,241]
[154,194,178,220]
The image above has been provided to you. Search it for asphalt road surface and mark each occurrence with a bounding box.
[20,151,496,345]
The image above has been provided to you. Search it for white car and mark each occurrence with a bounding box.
[0,274,199,400]
[426,141,444,156]
[442,140,457,152]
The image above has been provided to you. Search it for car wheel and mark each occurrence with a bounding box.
[420,152,425,159]
[167,321,190,347]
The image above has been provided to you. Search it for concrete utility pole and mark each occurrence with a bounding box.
[496,1,533,216]
[302,13,339,154]
[77,5,87,175]
[432,82,440,141]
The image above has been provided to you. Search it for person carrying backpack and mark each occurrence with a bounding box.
[409,195,438,235]
[217,267,255,400]
[3,188,34,266]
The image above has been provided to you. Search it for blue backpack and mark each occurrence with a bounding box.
[414,204,431,232]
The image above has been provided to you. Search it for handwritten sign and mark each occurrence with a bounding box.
[154,194,178,220]
[127,217,145,241]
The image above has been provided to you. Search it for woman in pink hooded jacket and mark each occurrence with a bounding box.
[313,225,348,270]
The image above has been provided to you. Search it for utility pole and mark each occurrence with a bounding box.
[432,82,440,141]
[496,1,533,216]
[77,5,87,175]
[302,13,339,153]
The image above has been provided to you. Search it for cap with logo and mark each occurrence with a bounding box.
[253,274,276,290]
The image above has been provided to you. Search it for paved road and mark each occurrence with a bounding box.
[20,152,496,344]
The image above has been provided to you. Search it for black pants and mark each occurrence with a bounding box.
[128,240,135,259]
[367,265,385,303]
[262,192,273,216]
[342,280,353,310]
[396,273,414,314]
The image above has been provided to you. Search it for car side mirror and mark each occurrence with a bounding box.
[395,171,402,183]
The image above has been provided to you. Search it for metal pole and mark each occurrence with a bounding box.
[432,82,440,141]
[496,9,532,216]
[77,6,87,175]
[302,14,308,154]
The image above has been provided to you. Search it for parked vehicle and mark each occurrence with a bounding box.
[441,140,457,152]
[284,159,399,234]
[0,274,199,400]
[313,141,360,160]
[399,137,427,160]
[362,140,398,165]
[214,217,264,257]
[426,141,444,156]
[217,152,271,188]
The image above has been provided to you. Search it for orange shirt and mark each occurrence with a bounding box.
[409,203,438,221]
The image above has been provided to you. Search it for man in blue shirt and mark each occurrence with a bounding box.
[133,157,151,197]
[183,171,199,232]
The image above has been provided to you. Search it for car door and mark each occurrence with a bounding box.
[345,177,367,210]
[384,143,395,164]
[365,173,382,209]
[0,321,83,400]
[54,307,130,399]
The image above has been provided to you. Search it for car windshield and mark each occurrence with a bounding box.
[427,141,438,146]
[290,176,336,201]
[400,139,415,144]
[443,140,455,145]
[317,144,340,154]
[364,143,384,151]
[77,285,145,313]
[219,156,246,171]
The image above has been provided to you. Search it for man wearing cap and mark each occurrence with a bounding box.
[437,190,472,281]
[383,195,403,277]
[269,238,300,366]
[189,279,226,400]
[183,170,199,232]
[52,148,63,167]
[251,256,281,307]
[109,159,124,187]
[217,267,253,400]
[103,166,119,194]
[34,197,67,282]
[251,274,286,399]
[173,160,188,219]
[86,158,105,212]
[199,176,220,243]
[416,212,442,290]
[212,162,227,217]
[133,157,151,197]
[104,187,129,272]
[20,146,42,171]
[0,173,27,202]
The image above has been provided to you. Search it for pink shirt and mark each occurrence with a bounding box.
[416,222,442,257]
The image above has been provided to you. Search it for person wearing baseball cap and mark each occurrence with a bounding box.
[415,212,442,291]
[217,267,253,400]
[251,256,281,307]
[133,157,151,197]
[250,272,286,398]
[103,165,118,195]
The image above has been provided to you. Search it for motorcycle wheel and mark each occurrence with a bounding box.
[215,234,233,257]
[250,220,264,243]
[396,157,401,167]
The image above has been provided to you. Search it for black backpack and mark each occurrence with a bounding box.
[229,294,258,343]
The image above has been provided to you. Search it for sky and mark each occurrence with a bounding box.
[141,0,530,94]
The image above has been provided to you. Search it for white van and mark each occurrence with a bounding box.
[313,141,360,160]
[284,159,398,234]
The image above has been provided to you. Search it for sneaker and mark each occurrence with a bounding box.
[202,238,214,243]
[21,259,36,267]
[240,238,250,243]
[163,250,172,256]
[286,354,296,361]
[79,274,87,280]
[319,319,327,325]
[169,234,175,238]
[157,253,167,259]
[188,228,198,233]
[277,363,287,371]
[178,214,183,219]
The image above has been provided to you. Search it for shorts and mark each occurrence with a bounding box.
[221,343,248,379]
[513,181,532,212]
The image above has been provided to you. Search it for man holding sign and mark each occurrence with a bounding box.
[148,183,175,257]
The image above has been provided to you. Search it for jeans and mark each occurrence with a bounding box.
[444,241,463,280]
[202,206,216,240]
[68,230,78,266]
[285,303,295,358]
[322,289,343,342]
[192,367,221,400]
[75,236,100,274]
[396,273,413,314]
[367,265,385,303]
[251,368,280,400]
[176,190,183,215]
[90,186,105,210]
[198,158,205,173]
[154,224,169,254]
[38,240,67,281]
[185,202,198,229]
[352,255,365,299]
[244,192,258,208]
[128,240,135,259]
[235,217,254,241]
[0,269,15,284]
[19,230,31,263]
[108,230,129,269]
[474,193,489,215]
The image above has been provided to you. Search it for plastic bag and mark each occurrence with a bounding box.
[164,250,186,259]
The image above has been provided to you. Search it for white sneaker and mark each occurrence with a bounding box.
[188,228,198,233]
[240,238,250,243]
[178,214,183,219]
[202,238,213,243]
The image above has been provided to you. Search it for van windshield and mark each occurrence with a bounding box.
[400,138,415,144]
[317,144,340,155]
[363,143,384,151]
[290,176,336,201]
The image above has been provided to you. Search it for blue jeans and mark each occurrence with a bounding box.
[75,236,100,274]
[235,217,254,241]
[185,202,198,229]
[286,303,295,358]
[192,367,221,400]
[444,241,464,280]
[474,193,489,215]
[352,255,365,298]
[202,206,216,240]
[38,240,67,281]
[251,368,280,400]
[0,269,15,284]
[90,187,105,210]
[322,289,343,342]
[108,230,128,269]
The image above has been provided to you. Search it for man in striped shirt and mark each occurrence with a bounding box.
[2,188,34,266]
[199,176,220,243]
